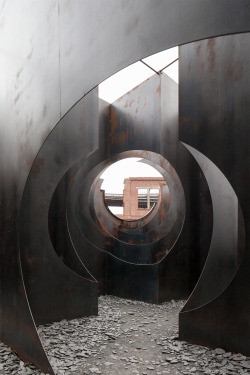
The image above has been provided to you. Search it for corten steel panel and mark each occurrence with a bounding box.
[76,163,110,250]
[71,74,211,303]
[56,120,178,270]
[110,74,212,293]
[0,190,54,374]
[179,34,250,354]
[1,1,250,372]
[107,257,159,303]
[136,164,183,246]
[48,166,96,279]
[59,0,250,116]
[157,142,213,302]
[0,1,60,373]
[182,144,243,307]
[92,165,182,250]
[92,157,184,245]
[156,73,213,299]
[48,98,111,280]
[19,89,99,325]
[111,74,162,155]
[67,155,110,296]
[67,151,168,299]
[66,96,187,300]
[66,101,112,295]
[160,71,179,165]
[75,77,186,263]
[88,163,182,263]
[93,155,169,233]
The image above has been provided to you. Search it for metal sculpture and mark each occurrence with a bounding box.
[179,33,248,354]
[1,1,250,374]
[64,73,210,304]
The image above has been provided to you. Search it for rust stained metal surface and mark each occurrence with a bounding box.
[179,34,250,354]
[1,1,250,373]
[69,74,211,304]
[19,88,100,325]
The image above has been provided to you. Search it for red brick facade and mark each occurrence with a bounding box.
[118,177,166,220]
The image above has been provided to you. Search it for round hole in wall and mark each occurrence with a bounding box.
[100,157,167,221]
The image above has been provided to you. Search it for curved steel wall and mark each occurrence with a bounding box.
[1,1,250,373]
[179,33,250,354]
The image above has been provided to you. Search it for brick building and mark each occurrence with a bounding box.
[117,177,167,220]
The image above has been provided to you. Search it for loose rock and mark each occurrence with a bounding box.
[0,296,250,374]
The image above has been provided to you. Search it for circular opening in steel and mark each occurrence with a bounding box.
[100,157,166,221]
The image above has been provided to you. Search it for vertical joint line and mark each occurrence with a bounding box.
[58,0,62,118]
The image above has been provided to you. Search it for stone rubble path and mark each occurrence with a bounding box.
[1,296,250,374]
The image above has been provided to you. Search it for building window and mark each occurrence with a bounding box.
[138,188,159,209]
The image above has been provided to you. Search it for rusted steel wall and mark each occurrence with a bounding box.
[67,73,210,304]
[1,1,250,373]
[19,88,100,325]
[108,74,212,300]
[179,33,250,355]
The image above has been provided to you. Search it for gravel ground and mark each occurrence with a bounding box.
[1,296,250,374]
